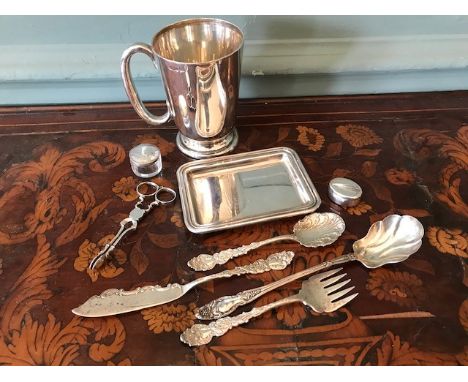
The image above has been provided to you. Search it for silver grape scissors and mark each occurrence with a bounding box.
[89,181,176,270]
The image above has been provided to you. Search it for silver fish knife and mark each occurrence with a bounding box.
[72,250,294,317]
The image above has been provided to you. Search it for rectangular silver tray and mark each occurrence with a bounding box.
[176,147,321,233]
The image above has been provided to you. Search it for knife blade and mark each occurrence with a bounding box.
[72,250,295,317]
[72,284,185,317]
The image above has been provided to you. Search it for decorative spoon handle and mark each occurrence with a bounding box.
[72,251,294,317]
[188,250,295,288]
[181,296,299,346]
[187,234,296,271]
[195,253,355,320]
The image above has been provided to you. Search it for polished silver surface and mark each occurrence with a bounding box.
[188,212,345,271]
[129,143,163,178]
[177,147,321,234]
[121,18,243,158]
[196,214,424,320]
[88,181,176,270]
[72,251,294,317]
[181,269,357,346]
[176,129,238,159]
[328,177,362,207]
[353,214,424,268]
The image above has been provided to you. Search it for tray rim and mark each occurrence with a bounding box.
[176,146,321,234]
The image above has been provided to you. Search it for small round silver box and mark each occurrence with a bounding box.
[129,143,162,178]
[328,177,362,207]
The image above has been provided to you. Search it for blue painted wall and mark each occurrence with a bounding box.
[2,16,468,105]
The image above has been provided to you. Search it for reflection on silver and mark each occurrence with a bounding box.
[129,143,162,178]
[181,269,358,346]
[88,181,176,270]
[195,64,227,138]
[328,177,362,207]
[176,147,321,233]
[195,214,424,320]
[121,18,243,158]
[188,212,345,271]
[71,251,294,317]
[353,214,424,268]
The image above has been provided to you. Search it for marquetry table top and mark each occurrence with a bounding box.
[0,92,466,365]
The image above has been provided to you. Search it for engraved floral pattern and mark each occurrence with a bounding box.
[296,125,325,151]
[366,269,425,307]
[385,168,416,185]
[427,226,467,258]
[112,176,138,202]
[229,242,346,286]
[141,303,196,334]
[336,124,383,148]
[346,201,372,215]
[74,236,127,282]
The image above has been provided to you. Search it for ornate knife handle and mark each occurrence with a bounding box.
[181,296,298,346]
[190,250,294,288]
[187,234,295,271]
[195,253,355,320]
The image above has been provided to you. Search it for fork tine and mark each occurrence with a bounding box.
[329,285,355,301]
[311,267,343,282]
[325,279,351,293]
[321,273,347,287]
[327,292,359,312]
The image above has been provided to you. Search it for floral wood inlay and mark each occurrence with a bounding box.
[427,226,467,258]
[366,269,426,308]
[346,201,372,216]
[0,142,125,246]
[336,124,383,148]
[296,125,325,151]
[141,303,196,334]
[74,236,128,282]
[112,176,138,201]
[0,94,467,365]
[385,168,416,185]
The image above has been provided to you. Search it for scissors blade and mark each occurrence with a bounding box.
[72,283,185,317]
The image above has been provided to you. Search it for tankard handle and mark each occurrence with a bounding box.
[120,43,172,125]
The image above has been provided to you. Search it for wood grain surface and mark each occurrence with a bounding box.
[0,92,466,365]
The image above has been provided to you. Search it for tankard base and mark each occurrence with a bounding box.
[176,129,238,159]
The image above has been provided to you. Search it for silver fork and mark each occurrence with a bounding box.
[180,268,357,346]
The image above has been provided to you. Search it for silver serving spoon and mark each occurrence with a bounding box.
[187,212,346,271]
[196,214,425,320]
[72,251,294,317]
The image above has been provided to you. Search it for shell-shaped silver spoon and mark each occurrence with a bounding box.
[188,212,346,271]
[196,214,424,320]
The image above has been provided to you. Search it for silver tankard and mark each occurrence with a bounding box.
[121,18,243,158]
